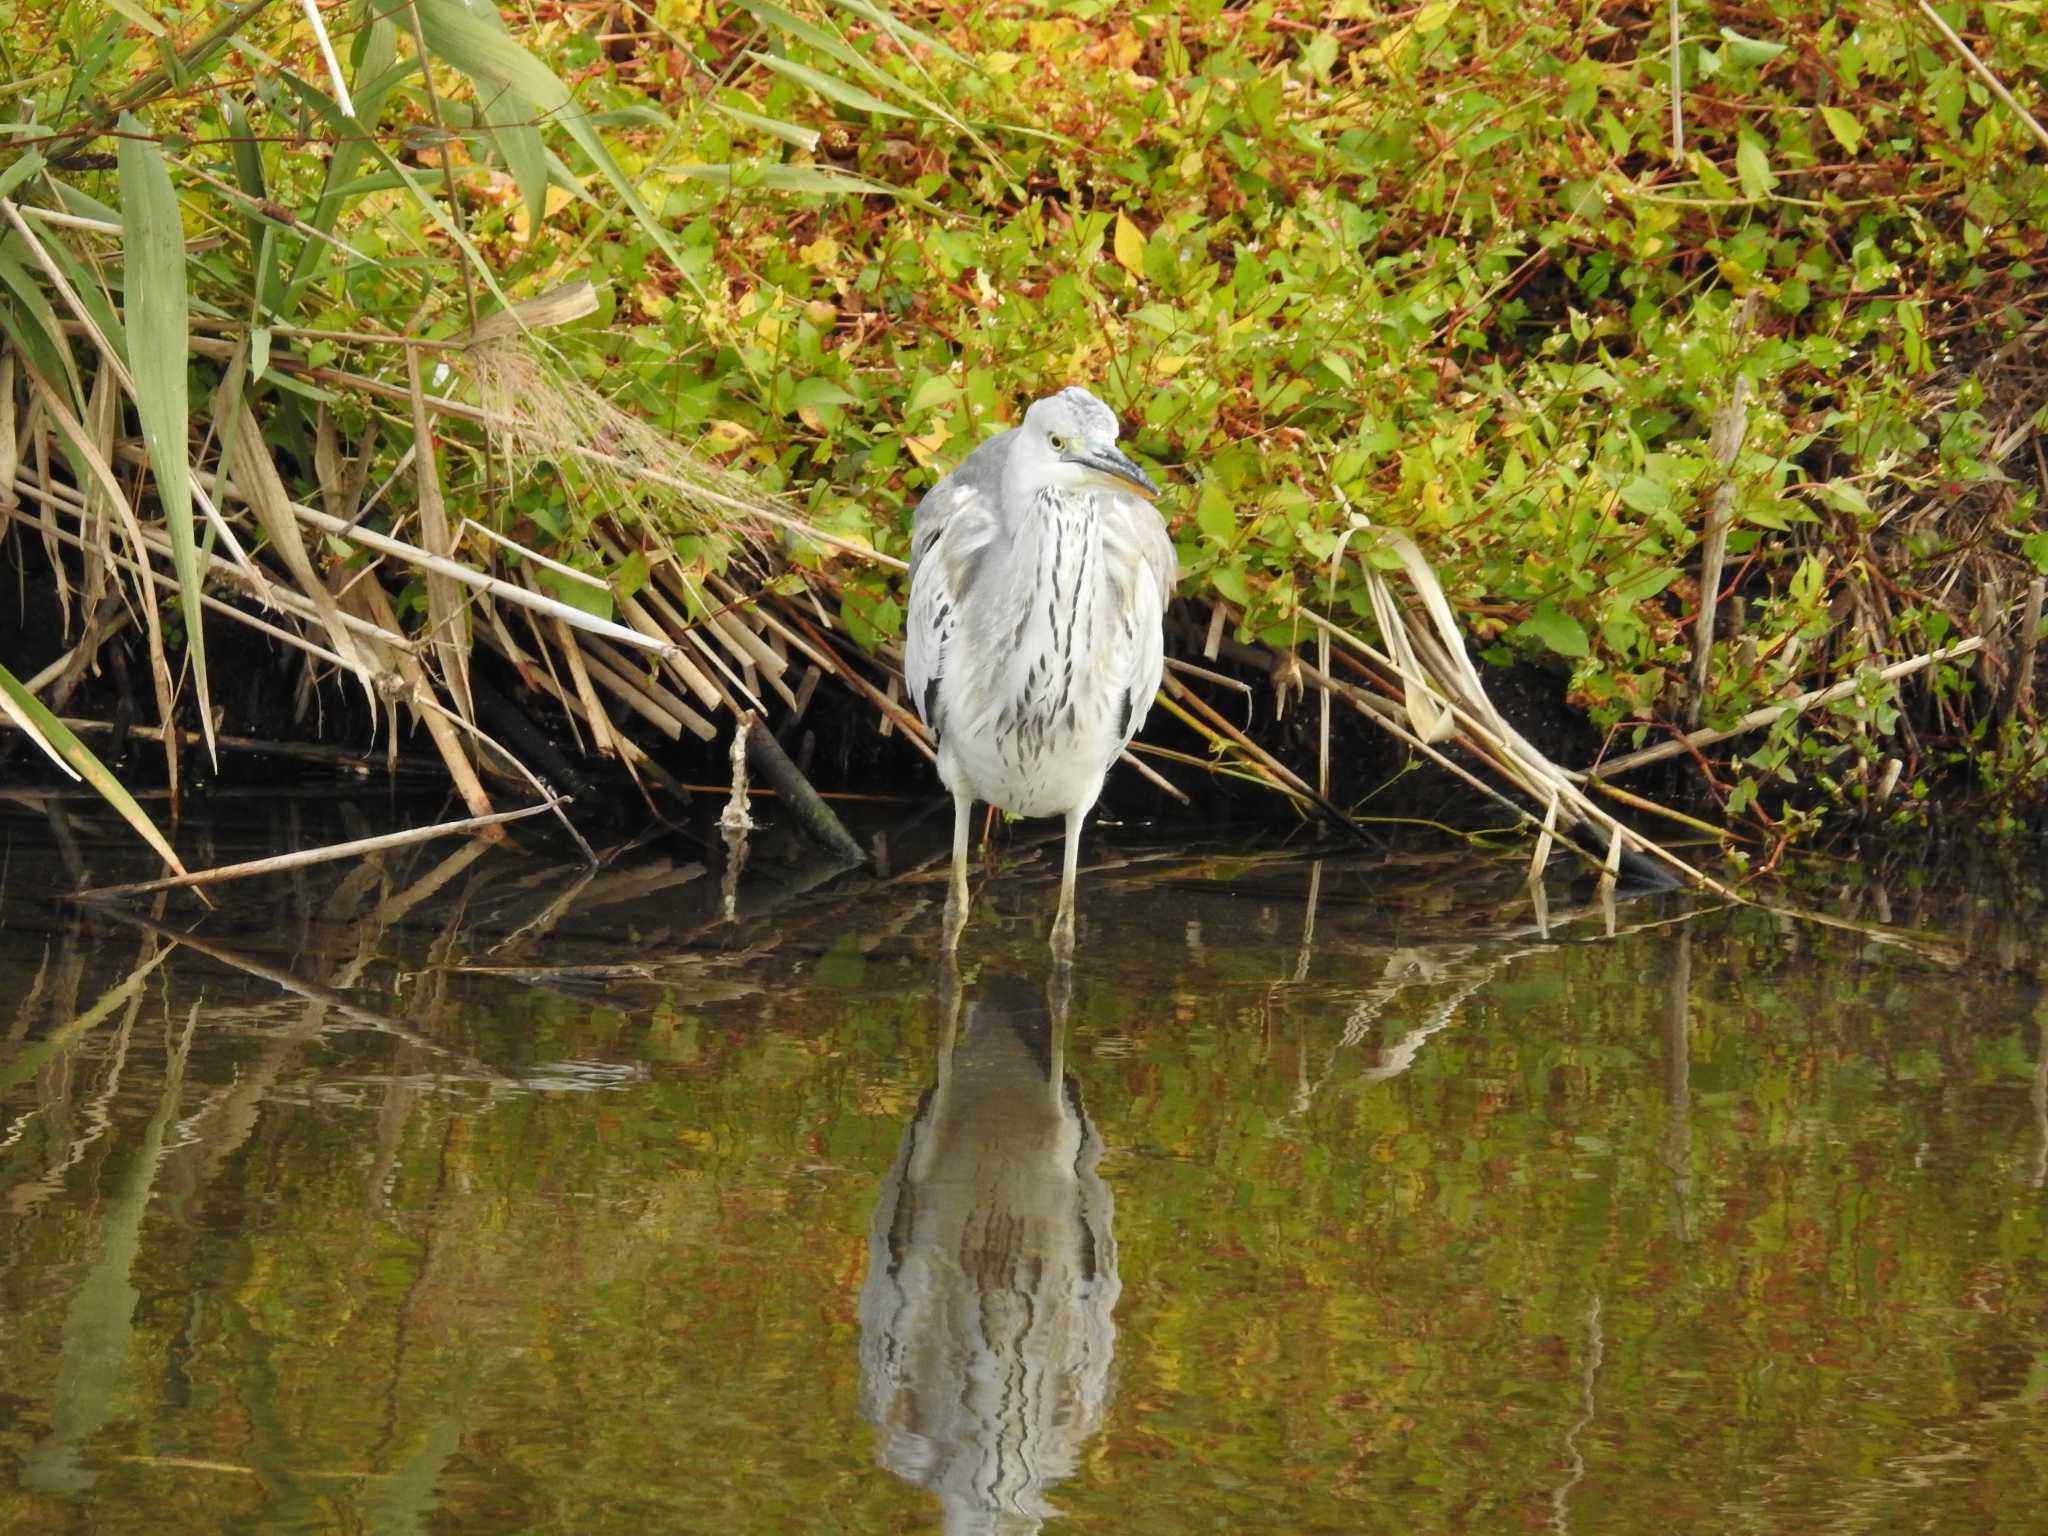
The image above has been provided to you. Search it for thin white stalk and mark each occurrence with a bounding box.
[1590,634,1989,778]
[298,0,357,117]
[1916,0,2048,153]
[182,460,675,658]
[460,519,609,589]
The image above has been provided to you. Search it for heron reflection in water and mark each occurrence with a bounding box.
[858,964,1120,1534]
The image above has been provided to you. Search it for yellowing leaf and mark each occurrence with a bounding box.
[509,182,574,244]
[903,426,952,467]
[1412,2,1456,33]
[1114,213,1148,278]
[700,419,757,453]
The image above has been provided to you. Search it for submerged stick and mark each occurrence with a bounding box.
[742,715,866,866]
[74,802,560,899]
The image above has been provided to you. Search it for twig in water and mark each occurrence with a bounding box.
[73,802,561,899]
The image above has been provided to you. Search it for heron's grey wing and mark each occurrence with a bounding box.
[905,439,1011,747]
[1105,501,1178,750]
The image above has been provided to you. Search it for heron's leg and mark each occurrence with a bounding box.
[942,790,971,950]
[1050,804,1085,962]
[908,948,964,1185]
[1045,956,1072,1108]
[934,947,964,1095]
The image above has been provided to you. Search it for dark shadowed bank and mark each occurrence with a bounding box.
[1,0,2045,883]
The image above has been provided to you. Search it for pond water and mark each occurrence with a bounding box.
[1,796,2044,1534]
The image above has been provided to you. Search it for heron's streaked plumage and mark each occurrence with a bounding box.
[906,387,1176,955]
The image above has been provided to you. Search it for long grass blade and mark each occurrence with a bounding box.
[745,50,911,118]
[0,229,87,411]
[412,0,688,269]
[0,660,190,881]
[117,113,216,766]
[405,346,472,722]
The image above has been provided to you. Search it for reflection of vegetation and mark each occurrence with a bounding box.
[19,1002,189,1497]
[1,829,2045,1529]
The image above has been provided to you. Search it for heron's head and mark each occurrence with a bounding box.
[1019,386,1160,501]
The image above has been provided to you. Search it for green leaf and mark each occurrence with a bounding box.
[118,112,215,762]
[0,146,44,203]
[1718,27,1786,66]
[2021,531,2048,575]
[905,375,960,416]
[1196,480,1236,542]
[534,566,616,621]
[1734,132,1776,199]
[823,0,969,67]
[1208,561,1251,607]
[746,51,912,118]
[1818,105,1864,153]
[483,93,549,242]
[0,241,87,413]
[1614,567,1678,602]
[665,161,909,200]
[1814,481,1873,520]
[613,549,651,601]
[103,0,167,35]
[1518,600,1589,658]
[791,376,856,408]
[0,661,186,878]
[712,102,820,151]
[1618,475,1671,515]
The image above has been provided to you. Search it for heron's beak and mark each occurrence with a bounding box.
[1072,444,1161,500]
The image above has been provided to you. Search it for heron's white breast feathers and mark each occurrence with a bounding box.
[905,448,1174,815]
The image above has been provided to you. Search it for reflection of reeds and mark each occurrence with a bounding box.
[19,1001,193,1496]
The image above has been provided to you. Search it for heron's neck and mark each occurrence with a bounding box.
[1018,486,1098,609]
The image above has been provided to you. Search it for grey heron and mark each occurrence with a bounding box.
[905,387,1177,959]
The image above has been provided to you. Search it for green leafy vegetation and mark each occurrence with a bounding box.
[0,0,2044,867]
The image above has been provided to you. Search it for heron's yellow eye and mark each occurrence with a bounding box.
[1047,433,1067,454]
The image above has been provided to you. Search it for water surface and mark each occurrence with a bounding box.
[1,799,2043,1533]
